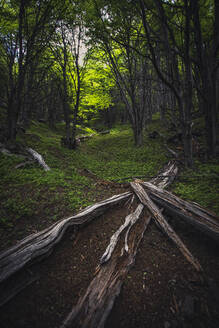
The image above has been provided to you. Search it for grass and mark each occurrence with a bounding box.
[172,159,219,214]
[0,116,218,250]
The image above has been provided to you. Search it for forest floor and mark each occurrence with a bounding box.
[0,117,219,328]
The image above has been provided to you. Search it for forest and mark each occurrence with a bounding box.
[0,1,219,328]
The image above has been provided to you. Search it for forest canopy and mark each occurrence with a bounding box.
[0,0,218,165]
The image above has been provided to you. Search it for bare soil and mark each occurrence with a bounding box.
[0,182,219,328]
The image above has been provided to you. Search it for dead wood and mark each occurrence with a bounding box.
[26,147,50,171]
[0,148,12,156]
[98,130,110,135]
[61,207,150,328]
[78,134,95,142]
[100,204,144,264]
[60,162,178,328]
[141,182,219,242]
[0,192,131,284]
[130,182,202,272]
[111,161,178,185]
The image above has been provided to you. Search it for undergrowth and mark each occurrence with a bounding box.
[0,117,218,250]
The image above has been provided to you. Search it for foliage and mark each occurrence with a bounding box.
[80,50,115,119]
[172,160,219,214]
[0,117,218,251]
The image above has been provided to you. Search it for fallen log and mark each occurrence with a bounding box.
[100,204,144,264]
[78,134,95,142]
[60,162,178,328]
[141,182,219,242]
[98,130,110,135]
[26,147,50,171]
[0,192,131,284]
[130,182,202,272]
[61,205,148,328]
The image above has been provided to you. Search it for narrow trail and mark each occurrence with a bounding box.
[0,163,219,328]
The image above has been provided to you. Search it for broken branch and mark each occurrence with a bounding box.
[130,182,202,272]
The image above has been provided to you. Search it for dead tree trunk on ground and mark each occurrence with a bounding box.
[60,163,180,328]
[0,161,219,328]
[0,192,131,284]
[26,148,50,171]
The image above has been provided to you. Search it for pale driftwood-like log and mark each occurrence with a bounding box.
[0,163,176,286]
[61,210,150,328]
[111,161,178,185]
[0,192,131,284]
[99,162,178,265]
[100,204,144,264]
[27,147,50,171]
[131,182,202,272]
[142,182,219,242]
[0,148,12,155]
[78,134,95,142]
[149,161,178,189]
[61,162,178,328]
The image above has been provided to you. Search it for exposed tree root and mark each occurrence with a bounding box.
[61,208,150,328]
[60,162,179,328]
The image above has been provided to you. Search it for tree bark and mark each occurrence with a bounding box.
[141,182,219,242]
[130,182,202,272]
[0,192,131,284]
[60,162,178,328]
[26,148,50,171]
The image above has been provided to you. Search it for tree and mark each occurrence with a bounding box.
[191,0,219,157]
[81,49,115,126]
[51,13,88,148]
[0,0,65,141]
[85,0,157,146]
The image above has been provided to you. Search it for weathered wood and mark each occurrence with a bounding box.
[0,192,131,284]
[142,182,219,242]
[98,130,110,135]
[149,161,178,189]
[130,182,202,272]
[77,134,95,142]
[100,204,144,264]
[26,147,50,171]
[61,209,150,328]
[61,162,178,328]
[111,161,178,185]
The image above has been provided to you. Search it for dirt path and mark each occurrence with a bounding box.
[0,163,219,328]
[0,192,219,328]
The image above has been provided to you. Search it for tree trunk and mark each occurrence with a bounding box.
[133,123,143,147]
[71,53,81,149]
[7,103,18,141]
[204,75,217,157]
[60,162,178,328]
[192,0,218,157]
[141,182,219,242]
[0,191,131,284]
[130,182,202,272]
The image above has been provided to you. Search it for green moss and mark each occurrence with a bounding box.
[172,160,219,215]
[0,118,218,235]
